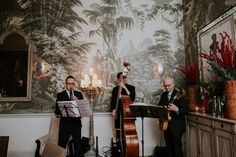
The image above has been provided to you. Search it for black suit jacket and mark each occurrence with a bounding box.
[158,88,188,134]
[55,90,83,116]
[55,90,83,147]
[110,83,135,128]
[110,83,136,110]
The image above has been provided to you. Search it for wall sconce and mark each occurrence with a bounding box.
[35,59,50,79]
[153,63,165,78]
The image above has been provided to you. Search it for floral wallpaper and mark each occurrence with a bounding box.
[0,0,185,113]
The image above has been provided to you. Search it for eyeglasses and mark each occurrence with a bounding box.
[66,82,75,85]
[164,84,172,87]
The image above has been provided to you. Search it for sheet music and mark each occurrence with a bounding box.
[58,101,80,117]
[76,99,92,117]
[130,102,157,107]
[57,99,92,117]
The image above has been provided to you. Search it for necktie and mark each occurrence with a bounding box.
[168,93,171,101]
[69,90,73,100]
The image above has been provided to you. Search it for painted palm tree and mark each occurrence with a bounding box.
[19,0,91,69]
[148,29,175,75]
[83,0,135,105]
[20,0,87,35]
[16,0,94,111]
[19,0,90,67]
[83,0,134,59]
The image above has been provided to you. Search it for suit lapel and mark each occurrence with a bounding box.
[62,90,70,100]
[169,89,179,104]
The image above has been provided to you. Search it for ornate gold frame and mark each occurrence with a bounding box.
[0,26,35,101]
[197,6,236,84]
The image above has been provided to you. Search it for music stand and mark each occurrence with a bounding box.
[57,99,92,117]
[129,103,169,157]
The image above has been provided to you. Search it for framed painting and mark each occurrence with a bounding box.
[0,51,28,97]
[0,27,33,102]
[197,6,236,84]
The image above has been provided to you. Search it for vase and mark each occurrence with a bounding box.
[224,80,236,119]
[187,85,198,111]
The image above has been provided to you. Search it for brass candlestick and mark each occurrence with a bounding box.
[80,68,102,157]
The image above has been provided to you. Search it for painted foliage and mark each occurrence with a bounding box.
[0,0,184,113]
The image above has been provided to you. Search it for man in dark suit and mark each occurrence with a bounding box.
[54,75,83,157]
[158,76,188,157]
[111,72,135,140]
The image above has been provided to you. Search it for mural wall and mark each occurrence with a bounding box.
[0,0,184,113]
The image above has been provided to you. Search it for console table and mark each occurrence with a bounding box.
[186,112,236,157]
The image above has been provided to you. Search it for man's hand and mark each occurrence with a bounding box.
[167,103,179,112]
[56,115,61,118]
[119,82,130,95]
[112,109,116,118]
[119,82,125,88]
[71,96,78,100]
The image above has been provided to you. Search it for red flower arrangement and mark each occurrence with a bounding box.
[199,32,236,80]
[176,63,199,85]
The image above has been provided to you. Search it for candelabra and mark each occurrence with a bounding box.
[80,68,102,157]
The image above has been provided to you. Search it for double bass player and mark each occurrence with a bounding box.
[111,61,139,157]
[111,72,136,141]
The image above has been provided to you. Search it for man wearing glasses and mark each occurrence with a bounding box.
[54,75,83,157]
[158,76,188,157]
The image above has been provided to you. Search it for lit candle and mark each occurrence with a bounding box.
[92,79,97,87]
[89,68,94,75]
[97,80,102,88]
[84,79,89,88]
[93,74,97,80]
[80,80,85,88]
[84,74,89,81]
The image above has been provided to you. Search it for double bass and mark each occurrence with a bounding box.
[121,95,139,157]
[112,62,139,157]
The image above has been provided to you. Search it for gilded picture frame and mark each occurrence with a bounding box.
[0,27,34,102]
[197,6,236,84]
